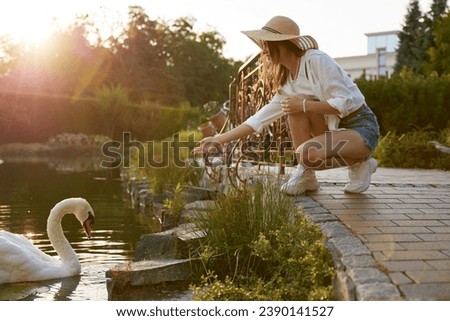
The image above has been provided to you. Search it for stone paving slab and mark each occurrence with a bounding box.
[293,166,450,301]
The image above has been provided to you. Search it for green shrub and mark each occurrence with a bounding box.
[356,75,450,135]
[372,124,450,170]
[147,105,201,141]
[439,125,450,147]
[124,129,202,193]
[192,181,294,276]
[0,91,200,143]
[191,180,335,301]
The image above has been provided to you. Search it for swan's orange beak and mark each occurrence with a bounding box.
[83,213,95,239]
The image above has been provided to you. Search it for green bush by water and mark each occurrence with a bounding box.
[191,180,335,301]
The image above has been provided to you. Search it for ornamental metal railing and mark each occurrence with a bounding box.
[204,53,296,188]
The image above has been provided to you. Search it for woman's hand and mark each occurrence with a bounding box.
[281,94,310,114]
[192,136,223,155]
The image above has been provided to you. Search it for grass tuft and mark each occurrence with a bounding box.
[190,180,335,301]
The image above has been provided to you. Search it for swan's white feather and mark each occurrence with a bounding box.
[0,198,94,284]
[0,230,62,283]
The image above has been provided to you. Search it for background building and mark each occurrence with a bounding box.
[334,31,398,80]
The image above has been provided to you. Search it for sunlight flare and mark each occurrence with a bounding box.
[0,5,63,45]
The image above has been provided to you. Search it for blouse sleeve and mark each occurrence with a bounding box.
[308,52,365,117]
[243,93,285,134]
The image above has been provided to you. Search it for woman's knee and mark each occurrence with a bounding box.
[296,141,324,168]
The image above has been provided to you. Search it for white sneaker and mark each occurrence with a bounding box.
[344,157,378,194]
[280,166,319,195]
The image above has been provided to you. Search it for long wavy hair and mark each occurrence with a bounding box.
[260,40,305,93]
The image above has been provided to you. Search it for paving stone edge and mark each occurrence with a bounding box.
[293,195,403,301]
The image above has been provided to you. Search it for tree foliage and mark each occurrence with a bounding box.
[394,0,449,75]
[423,12,450,75]
[165,17,238,106]
[0,35,22,75]
[0,6,239,143]
[394,0,427,74]
[423,0,448,49]
[0,5,241,107]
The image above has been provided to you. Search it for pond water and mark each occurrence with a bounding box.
[0,161,161,301]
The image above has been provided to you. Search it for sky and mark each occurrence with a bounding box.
[0,0,435,61]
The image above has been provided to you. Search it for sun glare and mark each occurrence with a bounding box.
[0,2,130,48]
[0,3,72,45]
[14,20,55,45]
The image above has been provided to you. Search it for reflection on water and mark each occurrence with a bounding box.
[0,162,156,301]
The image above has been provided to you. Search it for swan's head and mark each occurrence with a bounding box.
[53,198,95,239]
[75,199,95,239]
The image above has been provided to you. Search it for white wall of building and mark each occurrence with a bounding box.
[334,31,398,80]
[335,51,397,80]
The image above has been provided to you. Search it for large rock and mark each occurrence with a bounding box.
[105,259,201,300]
[107,222,207,300]
[180,186,218,202]
[134,223,206,261]
[134,232,179,261]
[106,258,201,286]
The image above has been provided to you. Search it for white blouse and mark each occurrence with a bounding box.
[244,49,366,132]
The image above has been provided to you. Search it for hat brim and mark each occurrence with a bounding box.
[241,29,300,42]
[241,30,318,51]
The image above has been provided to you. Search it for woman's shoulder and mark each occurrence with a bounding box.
[304,49,338,71]
[305,49,334,62]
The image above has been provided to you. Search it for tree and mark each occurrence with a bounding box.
[0,5,241,107]
[0,26,101,96]
[112,6,174,102]
[394,0,426,74]
[422,0,449,75]
[0,35,23,76]
[395,0,448,76]
[423,0,448,49]
[424,12,450,75]
[166,17,238,106]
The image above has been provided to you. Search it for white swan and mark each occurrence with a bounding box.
[0,198,95,284]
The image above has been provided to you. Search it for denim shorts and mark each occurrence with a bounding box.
[338,104,380,152]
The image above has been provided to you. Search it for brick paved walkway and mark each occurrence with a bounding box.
[294,166,450,300]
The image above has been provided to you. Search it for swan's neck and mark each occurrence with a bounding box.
[47,204,80,269]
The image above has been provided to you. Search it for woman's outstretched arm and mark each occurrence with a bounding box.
[193,123,255,154]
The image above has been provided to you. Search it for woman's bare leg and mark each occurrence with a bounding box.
[296,129,371,170]
[287,112,326,155]
[283,114,376,195]
[280,112,327,195]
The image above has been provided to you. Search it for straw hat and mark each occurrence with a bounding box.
[241,16,318,50]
